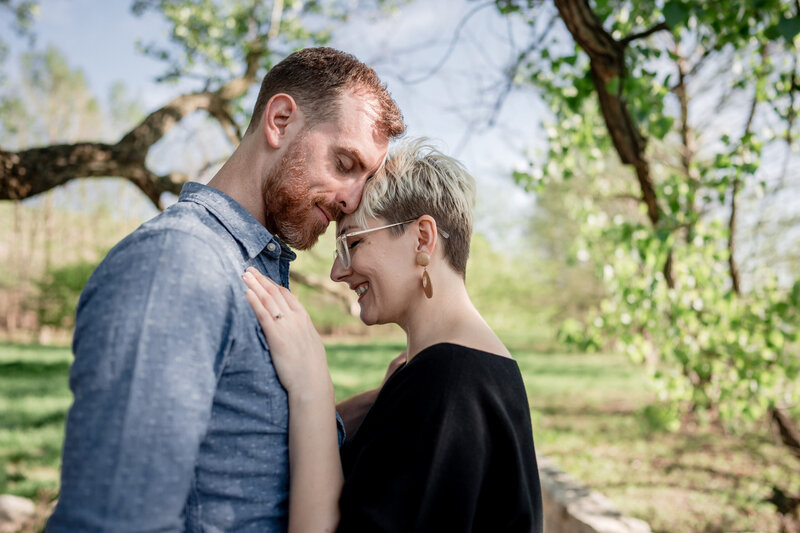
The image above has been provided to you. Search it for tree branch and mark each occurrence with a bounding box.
[395,1,495,85]
[671,43,701,239]
[728,79,760,296]
[488,12,558,127]
[268,0,284,40]
[207,104,243,146]
[686,41,715,79]
[0,36,265,206]
[620,22,669,46]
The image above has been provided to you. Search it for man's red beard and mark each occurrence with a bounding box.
[262,132,338,250]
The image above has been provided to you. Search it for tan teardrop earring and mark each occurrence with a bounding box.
[416,252,433,299]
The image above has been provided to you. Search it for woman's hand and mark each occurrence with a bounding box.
[242,267,332,401]
[243,267,342,533]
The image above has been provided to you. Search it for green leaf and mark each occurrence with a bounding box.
[764,24,781,41]
[768,330,785,350]
[512,169,532,187]
[777,16,800,43]
[652,115,674,140]
[495,0,521,15]
[663,1,690,29]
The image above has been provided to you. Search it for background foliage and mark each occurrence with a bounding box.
[1,0,799,531]
[497,0,800,433]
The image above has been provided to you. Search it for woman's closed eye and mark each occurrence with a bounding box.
[348,239,362,250]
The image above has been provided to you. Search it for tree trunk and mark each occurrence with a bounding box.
[553,0,673,286]
[771,407,800,463]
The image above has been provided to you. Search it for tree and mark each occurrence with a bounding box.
[0,0,35,135]
[496,0,800,456]
[0,47,109,331]
[0,0,401,205]
[0,0,404,314]
[0,1,36,79]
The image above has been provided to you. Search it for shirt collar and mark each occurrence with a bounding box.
[178,182,295,261]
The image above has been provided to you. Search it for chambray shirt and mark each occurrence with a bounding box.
[47,182,316,532]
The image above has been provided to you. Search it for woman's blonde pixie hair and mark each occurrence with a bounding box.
[352,138,477,277]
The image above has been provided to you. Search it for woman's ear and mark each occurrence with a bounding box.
[415,215,438,255]
[263,94,300,149]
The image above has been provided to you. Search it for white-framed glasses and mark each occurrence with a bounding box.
[334,219,449,269]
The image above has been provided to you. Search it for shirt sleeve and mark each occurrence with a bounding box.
[337,351,492,533]
[47,230,235,533]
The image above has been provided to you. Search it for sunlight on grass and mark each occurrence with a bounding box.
[1,340,797,532]
[0,344,72,501]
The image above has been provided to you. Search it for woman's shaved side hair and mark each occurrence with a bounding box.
[353,138,477,277]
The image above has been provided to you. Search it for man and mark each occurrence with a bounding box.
[47,47,405,532]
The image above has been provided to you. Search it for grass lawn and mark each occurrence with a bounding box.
[1,339,797,532]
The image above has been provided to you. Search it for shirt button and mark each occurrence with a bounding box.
[267,242,277,252]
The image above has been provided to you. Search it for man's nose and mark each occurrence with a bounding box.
[336,178,366,215]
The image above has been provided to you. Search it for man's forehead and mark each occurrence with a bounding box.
[340,92,386,138]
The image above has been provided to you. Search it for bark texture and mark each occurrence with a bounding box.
[1,46,262,209]
[0,41,359,315]
[554,0,673,286]
[554,0,661,227]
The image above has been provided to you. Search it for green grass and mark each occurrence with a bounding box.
[1,340,798,532]
[0,344,72,512]
[516,351,799,533]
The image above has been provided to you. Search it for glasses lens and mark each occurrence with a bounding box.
[336,237,350,269]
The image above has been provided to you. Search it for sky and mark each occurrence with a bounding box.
[3,0,549,251]
[4,0,799,278]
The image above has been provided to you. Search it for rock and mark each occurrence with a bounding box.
[538,456,652,533]
[0,495,35,533]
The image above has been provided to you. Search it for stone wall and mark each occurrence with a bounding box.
[0,495,35,533]
[539,456,652,533]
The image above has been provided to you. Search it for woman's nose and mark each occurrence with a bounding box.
[330,257,349,282]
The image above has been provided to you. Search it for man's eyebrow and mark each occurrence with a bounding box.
[340,147,369,172]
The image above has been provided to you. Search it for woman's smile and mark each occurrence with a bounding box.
[355,283,369,299]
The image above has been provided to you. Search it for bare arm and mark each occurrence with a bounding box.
[284,386,342,533]
[243,269,342,533]
[337,389,379,437]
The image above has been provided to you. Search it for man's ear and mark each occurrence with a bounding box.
[415,215,438,255]
[262,93,300,149]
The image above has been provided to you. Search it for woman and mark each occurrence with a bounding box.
[242,139,543,533]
